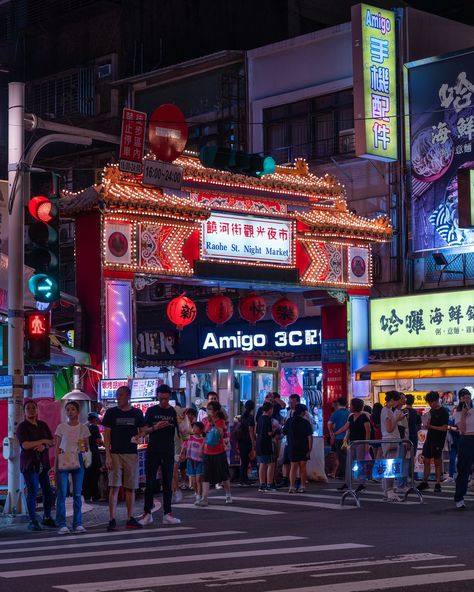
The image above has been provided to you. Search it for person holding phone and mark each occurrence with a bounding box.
[454,388,474,509]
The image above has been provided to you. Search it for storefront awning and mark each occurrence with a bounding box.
[356,357,474,380]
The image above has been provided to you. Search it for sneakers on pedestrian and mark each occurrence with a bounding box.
[434,483,442,493]
[138,513,153,526]
[258,484,267,492]
[288,487,295,494]
[296,488,306,493]
[386,491,403,502]
[265,486,277,493]
[225,495,233,504]
[107,518,117,531]
[41,517,56,528]
[355,484,366,493]
[194,498,209,507]
[28,520,42,531]
[126,517,143,529]
[417,481,429,491]
[163,513,181,525]
[73,525,87,533]
[172,490,183,504]
[337,483,348,491]
[443,476,455,483]
[456,499,466,509]
[215,483,223,490]
[57,526,70,535]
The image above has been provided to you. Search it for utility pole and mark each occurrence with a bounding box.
[3,82,120,516]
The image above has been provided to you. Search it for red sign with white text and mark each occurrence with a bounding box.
[119,108,147,174]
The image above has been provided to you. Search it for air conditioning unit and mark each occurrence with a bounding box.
[339,128,355,154]
[97,63,112,79]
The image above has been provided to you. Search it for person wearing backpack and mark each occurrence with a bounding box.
[195,401,232,506]
[235,400,256,486]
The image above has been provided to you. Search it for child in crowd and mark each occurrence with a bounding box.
[180,421,205,502]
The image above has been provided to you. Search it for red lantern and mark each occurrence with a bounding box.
[239,293,266,325]
[167,294,197,330]
[206,294,234,325]
[271,297,299,328]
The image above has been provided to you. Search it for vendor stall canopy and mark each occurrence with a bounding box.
[61,154,392,289]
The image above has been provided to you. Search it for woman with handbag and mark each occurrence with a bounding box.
[55,401,90,534]
[195,401,232,506]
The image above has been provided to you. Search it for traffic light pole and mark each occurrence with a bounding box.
[4,82,119,516]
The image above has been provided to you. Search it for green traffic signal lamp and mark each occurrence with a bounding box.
[28,274,59,303]
[199,146,276,177]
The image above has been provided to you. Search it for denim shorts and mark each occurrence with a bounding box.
[186,459,203,476]
[257,454,273,464]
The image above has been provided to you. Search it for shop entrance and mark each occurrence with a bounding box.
[177,351,280,420]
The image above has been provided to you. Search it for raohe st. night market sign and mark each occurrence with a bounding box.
[370,290,474,350]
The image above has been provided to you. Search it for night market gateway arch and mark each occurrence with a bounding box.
[62,155,391,423]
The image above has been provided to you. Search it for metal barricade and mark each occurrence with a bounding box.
[340,438,424,507]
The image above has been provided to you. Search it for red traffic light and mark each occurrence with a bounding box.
[28,196,55,223]
[25,312,50,339]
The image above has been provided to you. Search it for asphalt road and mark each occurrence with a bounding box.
[1,480,473,592]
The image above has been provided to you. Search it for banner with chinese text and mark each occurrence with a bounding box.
[370,290,474,350]
[406,48,474,251]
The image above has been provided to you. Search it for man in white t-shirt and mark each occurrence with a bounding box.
[381,391,406,502]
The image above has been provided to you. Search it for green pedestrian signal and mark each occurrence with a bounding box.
[199,147,276,177]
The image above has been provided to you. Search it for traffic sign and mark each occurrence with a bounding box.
[148,104,188,163]
[119,108,147,174]
[142,159,183,190]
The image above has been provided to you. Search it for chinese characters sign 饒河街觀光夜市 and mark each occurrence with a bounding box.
[352,4,398,162]
[406,49,474,252]
[370,290,474,350]
[202,212,293,266]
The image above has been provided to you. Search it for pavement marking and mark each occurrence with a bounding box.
[206,580,267,587]
[310,571,371,579]
[4,543,371,579]
[179,502,284,515]
[266,569,474,591]
[53,551,461,592]
[260,491,420,505]
[0,526,194,547]
[411,564,465,570]
[0,530,244,555]
[0,535,303,565]
[226,495,354,511]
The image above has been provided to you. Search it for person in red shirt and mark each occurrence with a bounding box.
[195,401,232,506]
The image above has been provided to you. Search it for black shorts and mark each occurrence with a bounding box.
[203,452,230,483]
[422,439,444,460]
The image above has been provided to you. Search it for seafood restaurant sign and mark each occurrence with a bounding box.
[202,212,293,266]
[406,48,474,252]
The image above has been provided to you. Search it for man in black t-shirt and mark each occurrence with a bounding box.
[102,386,145,531]
[417,391,449,493]
[139,384,181,526]
[256,402,275,492]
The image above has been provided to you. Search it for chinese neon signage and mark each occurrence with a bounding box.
[202,212,293,266]
[370,290,474,350]
[352,4,398,161]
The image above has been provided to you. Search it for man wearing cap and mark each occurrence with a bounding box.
[139,384,181,526]
[82,411,103,502]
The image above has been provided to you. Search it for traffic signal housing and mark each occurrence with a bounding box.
[199,146,276,177]
[24,311,51,363]
[25,171,61,303]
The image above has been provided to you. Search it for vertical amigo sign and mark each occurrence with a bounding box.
[119,108,147,174]
[352,4,398,161]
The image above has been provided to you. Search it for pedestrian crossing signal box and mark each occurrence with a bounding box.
[25,311,51,363]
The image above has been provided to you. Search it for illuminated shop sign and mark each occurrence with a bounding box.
[352,3,398,161]
[199,318,321,355]
[370,290,474,350]
[99,379,129,400]
[202,212,293,266]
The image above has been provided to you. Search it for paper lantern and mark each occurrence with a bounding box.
[271,297,299,328]
[239,293,266,325]
[206,294,234,325]
[167,294,197,330]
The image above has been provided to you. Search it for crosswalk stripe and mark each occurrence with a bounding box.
[53,552,452,592]
[411,564,465,570]
[224,495,354,510]
[0,535,304,565]
[260,491,420,505]
[0,526,194,547]
[3,543,371,579]
[0,530,246,556]
[265,569,474,592]
[179,502,283,515]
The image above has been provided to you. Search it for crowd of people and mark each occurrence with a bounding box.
[327,389,474,507]
[15,385,474,533]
